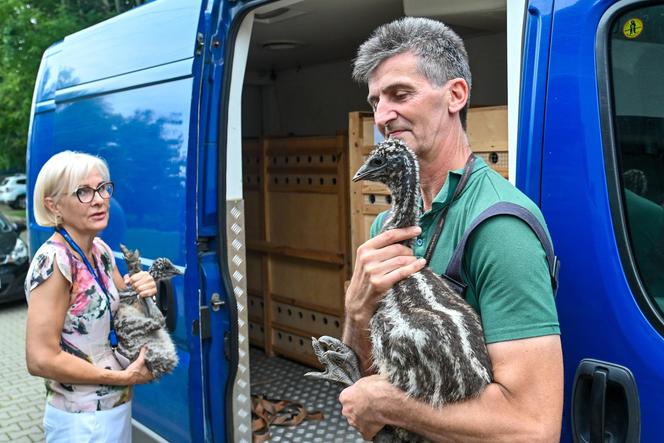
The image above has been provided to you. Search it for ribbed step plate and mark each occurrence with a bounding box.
[250,347,366,443]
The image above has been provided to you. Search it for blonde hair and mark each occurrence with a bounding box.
[33,151,111,227]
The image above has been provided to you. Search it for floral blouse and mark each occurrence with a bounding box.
[24,236,131,413]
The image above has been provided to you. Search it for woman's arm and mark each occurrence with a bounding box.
[26,262,153,386]
[112,264,128,291]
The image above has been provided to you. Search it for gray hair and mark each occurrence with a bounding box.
[33,150,111,227]
[353,17,472,128]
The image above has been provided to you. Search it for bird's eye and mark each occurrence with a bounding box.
[369,158,384,167]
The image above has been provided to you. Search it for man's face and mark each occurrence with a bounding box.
[367,52,450,159]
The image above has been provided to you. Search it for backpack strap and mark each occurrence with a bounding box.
[444,202,560,296]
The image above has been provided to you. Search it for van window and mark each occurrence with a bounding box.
[610,4,664,313]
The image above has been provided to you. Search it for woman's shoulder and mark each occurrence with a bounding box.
[32,238,73,269]
[93,237,113,255]
[93,237,116,272]
[25,239,74,294]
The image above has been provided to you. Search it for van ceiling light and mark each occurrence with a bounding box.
[262,41,301,51]
[255,8,290,21]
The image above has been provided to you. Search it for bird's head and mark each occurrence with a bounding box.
[352,138,419,190]
[149,257,183,281]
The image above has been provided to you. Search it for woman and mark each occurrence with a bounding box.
[25,151,157,442]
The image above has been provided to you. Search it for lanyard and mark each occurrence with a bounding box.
[56,227,118,348]
[423,154,476,262]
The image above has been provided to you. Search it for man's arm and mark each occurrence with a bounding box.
[340,334,563,442]
[343,225,425,374]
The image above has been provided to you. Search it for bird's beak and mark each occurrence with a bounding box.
[352,160,385,182]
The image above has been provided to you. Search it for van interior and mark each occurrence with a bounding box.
[234,0,507,439]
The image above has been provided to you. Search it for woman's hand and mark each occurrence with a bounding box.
[124,348,154,385]
[124,271,157,298]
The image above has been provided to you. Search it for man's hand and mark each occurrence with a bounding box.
[343,225,425,374]
[345,226,425,323]
[339,336,564,443]
[339,374,405,440]
[124,271,157,298]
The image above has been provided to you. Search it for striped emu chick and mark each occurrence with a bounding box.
[356,139,492,404]
[113,245,181,377]
[307,139,492,443]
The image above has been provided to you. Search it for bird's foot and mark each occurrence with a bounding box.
[304,336,361,387]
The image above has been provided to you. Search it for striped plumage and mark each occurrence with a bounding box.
[114,246,181,377]
[307,139,492,442]
[354,139,492,409]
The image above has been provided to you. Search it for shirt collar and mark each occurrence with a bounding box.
[422,156,488,212]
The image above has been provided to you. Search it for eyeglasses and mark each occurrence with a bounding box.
[73,181,114,203]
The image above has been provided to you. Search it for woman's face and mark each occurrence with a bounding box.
[55,168,110,236]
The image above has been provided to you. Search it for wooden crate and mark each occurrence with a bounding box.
[348,112,390,269]
[243,135,350,366]
[348,107,508,261]
[466,105,508,178]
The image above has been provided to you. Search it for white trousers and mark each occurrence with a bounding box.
[43,401,132,443]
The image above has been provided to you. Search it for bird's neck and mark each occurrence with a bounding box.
[383,157,421,247]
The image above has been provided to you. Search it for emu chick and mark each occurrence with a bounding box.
[114,245,181,378]
[307,139,492,443]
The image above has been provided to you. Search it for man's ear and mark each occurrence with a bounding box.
[446,78,469,114]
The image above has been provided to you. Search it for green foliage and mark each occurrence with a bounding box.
[0,0,147,171]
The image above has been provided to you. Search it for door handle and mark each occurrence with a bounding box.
[572,359,640,443]
[589,368,607,443]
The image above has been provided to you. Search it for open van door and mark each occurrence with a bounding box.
[25,1,247,441]
[521,1,664,441]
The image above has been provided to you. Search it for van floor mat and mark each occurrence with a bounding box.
[250,347,366,442]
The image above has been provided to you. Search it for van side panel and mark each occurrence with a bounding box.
[26,1,212,441]
[52,80,195,440]
[57,2,202,88]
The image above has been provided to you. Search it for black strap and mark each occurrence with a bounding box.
[423,154,477,262]
[444,202,560,296]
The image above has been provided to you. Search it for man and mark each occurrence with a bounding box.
[340,17,563,442]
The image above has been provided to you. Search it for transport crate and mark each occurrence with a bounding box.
[243,135,350,366]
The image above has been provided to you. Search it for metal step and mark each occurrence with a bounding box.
[250,347,366,443]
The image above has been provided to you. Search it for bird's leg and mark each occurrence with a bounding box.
[120,244,142,276]
[304,336,362,386]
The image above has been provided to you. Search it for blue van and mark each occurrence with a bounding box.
[26,0,664,441]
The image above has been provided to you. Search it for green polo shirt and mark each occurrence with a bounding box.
[371,157,560,344]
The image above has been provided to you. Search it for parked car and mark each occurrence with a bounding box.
[0,212,28,304]
[0,174,27,209]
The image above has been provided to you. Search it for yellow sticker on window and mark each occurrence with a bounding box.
[623,18,643,39]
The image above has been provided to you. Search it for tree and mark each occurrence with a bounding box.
[0,0,148,171]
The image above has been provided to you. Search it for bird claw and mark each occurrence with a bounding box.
[304,336,362,387]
